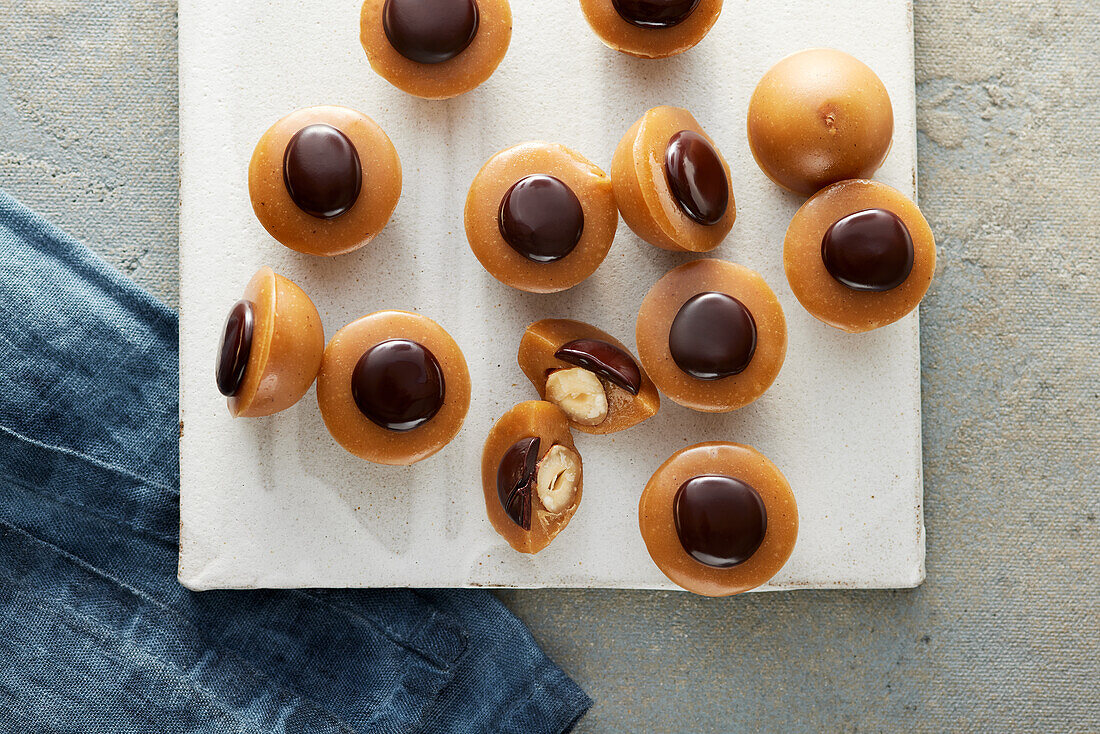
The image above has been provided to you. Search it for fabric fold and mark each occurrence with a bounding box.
[0,190,590,733]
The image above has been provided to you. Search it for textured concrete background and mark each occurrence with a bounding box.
[1,1,1097,731]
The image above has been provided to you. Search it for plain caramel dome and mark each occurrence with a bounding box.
[784,179,936,333]
[225,267,325,418]
[747,48,894,196]
[465,142,618,293]
[360,0,512,99]
[482,401,582,554]
[612,106,736,252]
[316,311,470,465]
[518,318,660,435]
[639,441,798,596]
[636,259,786,412]
[248,106,402,256]
[579,0,723,59]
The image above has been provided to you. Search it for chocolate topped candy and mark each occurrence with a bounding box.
[519,319,660,435]
[612,107,735,252]
[317,311,471,465]
[248,106,401,256]
[821,209,914,292]
[783,180,937,333]
[360,0,512,100]
[282,124,363,219]
[466,142,618,293]
[382,0,479,64]
[580,0,722,59]
[612,0,700,28]
[668,292,756,380]
[351,339,445,432]
[497,174,585,263]
[636,259,786,413]
[639,442,798,596]
[665,130,728,226]
[216,300,255,397]
[482,401,583,553]
[497,436,539,530]
[673,475,767,567]
[217,268,325,418]
[555,338,642,395]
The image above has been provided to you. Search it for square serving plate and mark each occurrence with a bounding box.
[178,0,924,590]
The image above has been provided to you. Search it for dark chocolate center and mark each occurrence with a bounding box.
[673,474,767,568]
[555,338,642,395]
[498,174,585,263]
[497,436,540,530]
[282,123,362,219]
[382,0,479,64]
[821,209,915,292]
[664,130,728,226]
[668,292,756,380]
[611,0,701,28]
[216,300,255,397]
[351,339,445,432]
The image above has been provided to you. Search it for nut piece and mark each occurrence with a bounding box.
[545,368,608,426]
[536,445,581,514]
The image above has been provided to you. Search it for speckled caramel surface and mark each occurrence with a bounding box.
[578,0,722,59]
[248,106,401,256]
[636,259,786,412]
[612,106,735,252]
[639,442,798,596]
[316,310,470,465]
[785,179,936,332]
[360,0,512,99]
[6,0,1098,730]
[518,318,659,434]
[229,267,325,417]
[465,142,617,293]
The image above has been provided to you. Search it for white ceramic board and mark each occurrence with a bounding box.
[178,0,924,591]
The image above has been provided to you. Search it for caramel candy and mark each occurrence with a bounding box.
[747,49,894,196]
[518,319,659,435]
[636,259,786,412]
[465,142,618,293]
[482,401,583,553]
[215,267,324,418]
[612,106,735,252]
[639,441,798,596]
[360,0,512,99]
[784,179,936,332]
[249,106,401,256]
[579,0,722,59]
[317,311,470,465]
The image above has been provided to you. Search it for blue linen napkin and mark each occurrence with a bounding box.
[0,190,590,733]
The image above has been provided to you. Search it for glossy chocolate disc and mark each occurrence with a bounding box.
[664,130,728,226]
[555,338,642,395]
[498,174,585,263]
[497,436,540,530]
[611,0,701,28]
[821,209,914,292]
[668,292,757,380]
[382,0,479,64]
[282,124,362,219]
[351,339,446,432]
[215,299,254,397]
[673,474,767,568]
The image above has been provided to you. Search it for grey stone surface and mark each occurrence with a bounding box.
[1,1,1097,731]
